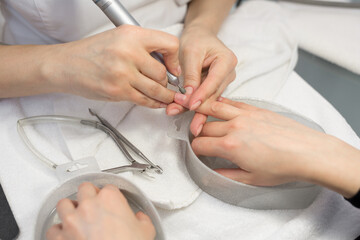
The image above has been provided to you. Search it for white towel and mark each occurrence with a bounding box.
[51,0,298,209]
[1,1,359,239]
[156,72,360,240]
[279,1,360,74]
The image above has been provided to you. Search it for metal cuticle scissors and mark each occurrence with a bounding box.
[17,111,163,175]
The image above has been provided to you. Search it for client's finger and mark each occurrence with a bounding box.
[56,198,76,221]
[187,56,234,111]
[200,121,228,137]
[197,100,244,121]
[166,103,186,116]
[191,136,229,159]
[77,182,98,202]
[218,98,258,111]
[214,168,251,183]
[190,113,207,136]
[173,86,194,108]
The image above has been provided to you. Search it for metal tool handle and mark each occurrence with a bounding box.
[92,0,182,88]
[17,115,87,169]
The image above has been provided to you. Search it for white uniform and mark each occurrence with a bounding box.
[0,0,190,44]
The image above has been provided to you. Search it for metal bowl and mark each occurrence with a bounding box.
[170,98,324,210]
[35,173,165,240]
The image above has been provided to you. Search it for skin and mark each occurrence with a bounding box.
[46,182,155,240]
[1,0,237,112]
[0,25,180,108]
[166,0,238,117]
[191,98,360,198]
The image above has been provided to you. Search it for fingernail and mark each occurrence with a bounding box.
[168,109,180,116]
[185,86,193,95]
[217,96,224,102]
[190,100,202,110]
[160,103,167,108]
[195,124,203,137]
[175,93,187,102]
[177,66,182,76]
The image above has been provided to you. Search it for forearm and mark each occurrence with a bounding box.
[0,44,57,98]
[299,135,360,198]
[184,0,236,34]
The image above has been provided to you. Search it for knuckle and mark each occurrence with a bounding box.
[117,24,138,36]
[148,84,162,96]
[157,67,167,82]
[115,46,133,59]
[56,198,68,209]
[184,72,200,85]
[99,186,125,202]
[62,213,77,227]
[210,101,222,114]
[191,139,200,152]
[229,71,236,83]
[229,52,238,67]
[78,199,95,216]
[104,85,122,100]
[78,182,92,190]
[134,94,150,106]
[221,137,237,151]
[166,35,180,51]
[229,120,242,130]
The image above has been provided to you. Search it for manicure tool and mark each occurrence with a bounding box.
[92,0,186,94]
[17,112,162,175]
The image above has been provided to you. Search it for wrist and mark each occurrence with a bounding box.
[299,135,360,198]
[183,21,219,36]
[39,43,69,94]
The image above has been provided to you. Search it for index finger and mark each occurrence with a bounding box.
[196,100,244,121]
[143,29,181,76]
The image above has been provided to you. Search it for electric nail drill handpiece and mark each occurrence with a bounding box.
[92,0,186,94]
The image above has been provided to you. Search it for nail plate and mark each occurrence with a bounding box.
[175,93,187,102]
[195,124,203,137]
[185,86,193,95]
[190,100,202,110]
[168,109,180,116]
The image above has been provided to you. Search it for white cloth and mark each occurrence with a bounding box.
[0,0,359,239]
[1,72,360,240]
[50,1,298,209]
[279,2,360,75]
[156,72,360,240]
[0,0,190,44]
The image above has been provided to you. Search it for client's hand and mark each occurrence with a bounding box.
[46,183,155,240]
[191,98,360,197]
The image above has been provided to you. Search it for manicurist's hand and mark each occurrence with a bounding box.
[191,98,360,198]
[46,183,155,240]
[0,25,181,107]
[166,0,237,116]
[51,25,181,107]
